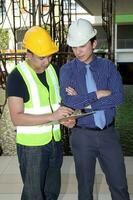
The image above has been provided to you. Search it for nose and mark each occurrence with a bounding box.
[75,47,81,55]
[42,56,51,63]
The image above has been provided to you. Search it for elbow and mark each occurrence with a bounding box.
[120,92,124,103]
[10,115,20,126]
[116,92,124,105]
[11,118,18,126]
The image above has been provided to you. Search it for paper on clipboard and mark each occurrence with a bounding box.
[59,111,94,120]
[46,110,95,125]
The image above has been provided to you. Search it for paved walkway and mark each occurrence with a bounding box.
[0,156,133,200]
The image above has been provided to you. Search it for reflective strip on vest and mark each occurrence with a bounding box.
[24,105,58,115]
[19,61,41,108]
[16,61,61,146]
[46,66,60,103]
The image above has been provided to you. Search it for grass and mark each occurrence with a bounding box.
[0,86,133,156]
[116,85,133,156]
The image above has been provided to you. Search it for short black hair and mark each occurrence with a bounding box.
[27,49,33,54]
[90,36,96,43]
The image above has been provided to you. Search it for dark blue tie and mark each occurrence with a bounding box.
[85,64,106,129]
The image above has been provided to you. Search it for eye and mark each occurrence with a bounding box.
[39,57,45,60]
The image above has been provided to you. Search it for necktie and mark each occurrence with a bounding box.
[85,64,106,129]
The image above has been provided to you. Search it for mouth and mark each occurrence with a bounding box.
[41,62,49,67]
[77,56,84,60]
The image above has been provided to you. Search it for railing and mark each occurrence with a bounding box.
[117,39,133,49]
[0,52,26,118]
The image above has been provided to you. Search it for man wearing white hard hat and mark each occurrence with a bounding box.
[60,18,130,200]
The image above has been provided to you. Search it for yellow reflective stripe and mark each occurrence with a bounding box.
[17,124,53,134]
[53,129,61,141]
[16,129,61,146]
[46,65,61,103]
[16,133,52,146]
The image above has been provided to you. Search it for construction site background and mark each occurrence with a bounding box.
[0,0,133,156]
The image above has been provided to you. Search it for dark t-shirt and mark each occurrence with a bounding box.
[6,65,59,103]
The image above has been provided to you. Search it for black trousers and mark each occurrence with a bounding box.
[70,126,130,200]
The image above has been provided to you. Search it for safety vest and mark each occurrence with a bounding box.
[16,61,61,146]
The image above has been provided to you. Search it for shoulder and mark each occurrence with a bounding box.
[60,59,77,74]
[96,56,114,65]
[7,67,25,90]
[94,56,116,71]
[7,67,23,83]
[50,64,59,78]
[59,60,76,81]
[6,67,26,98]
[62,58,77,68]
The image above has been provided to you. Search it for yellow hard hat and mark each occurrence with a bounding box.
[23,26,59,57]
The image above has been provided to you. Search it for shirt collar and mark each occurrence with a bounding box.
[75,54,98,72]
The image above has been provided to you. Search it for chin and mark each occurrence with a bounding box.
[78,57,85,62]
[41,64,49,68]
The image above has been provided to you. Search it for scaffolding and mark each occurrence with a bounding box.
[0,0,77,116]
[102,0,116,61]
[0,0,116,155]
[0,0,116,115]
[0,0,78,155]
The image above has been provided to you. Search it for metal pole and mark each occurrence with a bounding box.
[111,0,116,62]
[32,0,36,25]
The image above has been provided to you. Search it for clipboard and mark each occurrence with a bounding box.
[46,110,95,125]
[59,111,94,121]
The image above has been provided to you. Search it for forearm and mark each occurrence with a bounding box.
[10,112,56,126]
[91,92,124,110]
[63,88,123,111]
[61,88,97,109]
[11,110,76,128]
[8,97,75,127]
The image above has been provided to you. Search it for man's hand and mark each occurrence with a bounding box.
[66,87,77,96]
[96,90,111,99]
[60,118,76,128]
[52,106,74,121]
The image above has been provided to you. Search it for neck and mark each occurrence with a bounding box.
[84,53,94,64]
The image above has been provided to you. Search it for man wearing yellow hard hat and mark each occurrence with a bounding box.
[6,26,75,200]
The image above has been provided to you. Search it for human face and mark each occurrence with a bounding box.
[72,40,97,64]
[27,52,52,73]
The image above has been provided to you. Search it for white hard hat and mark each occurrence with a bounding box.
[67,18,97,47]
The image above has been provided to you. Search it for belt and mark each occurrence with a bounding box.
[75,121,114,131]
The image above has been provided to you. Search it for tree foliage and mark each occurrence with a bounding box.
[0,28,9,50]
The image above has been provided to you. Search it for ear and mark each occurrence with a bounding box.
[26,52,33,59]
[92,40,97,49]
